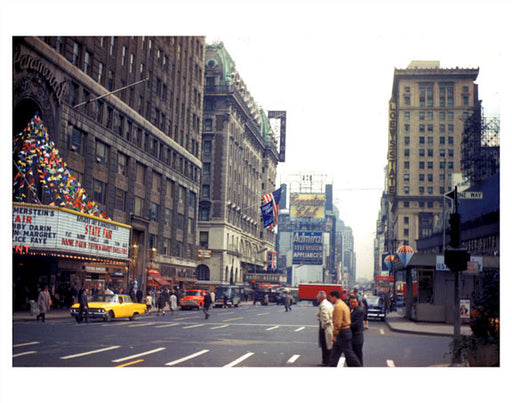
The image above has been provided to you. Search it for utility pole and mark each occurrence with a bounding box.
[444,186,470,365]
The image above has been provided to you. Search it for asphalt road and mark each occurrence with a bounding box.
[12,302,453,367]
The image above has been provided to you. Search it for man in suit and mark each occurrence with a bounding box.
[316,291,333,366]
[349,294,366,366]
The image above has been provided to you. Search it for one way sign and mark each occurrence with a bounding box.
[444,190,483,200]
[460,191,483,199]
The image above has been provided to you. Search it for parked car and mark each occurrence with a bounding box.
[179,289,206,310]
[70,293,147,322]
[366,295,387,321]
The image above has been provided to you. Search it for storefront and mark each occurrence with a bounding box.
[12,202,131,310]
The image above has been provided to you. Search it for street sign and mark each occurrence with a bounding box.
[459,191,483,199]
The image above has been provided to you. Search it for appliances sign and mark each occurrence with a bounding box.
[12,203,130,259]
[292,231,323,265]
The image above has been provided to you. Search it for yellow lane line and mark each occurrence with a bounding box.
[116,359,144,367]
[222,317,244,322]
[256,312,269,316]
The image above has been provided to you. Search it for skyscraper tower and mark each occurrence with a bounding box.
[386,61,479,252]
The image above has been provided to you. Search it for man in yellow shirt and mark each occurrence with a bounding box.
[328,290,361,367]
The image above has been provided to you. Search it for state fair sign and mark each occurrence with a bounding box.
[12,203,130,259]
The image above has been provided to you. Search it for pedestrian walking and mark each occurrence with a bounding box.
[203,290,212,319]
[316,291,333,366]
[157,291,166,315]
[36,285,51,322]
[136,288,143,303]
[328,290,361,367]
[284,291,292,312]
[170,291,178,315]
[145,293,153,315]
[349,294,366,366]
[76,287,89,323]
[210,291,216,307]
[223,292,229,308]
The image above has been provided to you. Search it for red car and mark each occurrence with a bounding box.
[179,289,206,310]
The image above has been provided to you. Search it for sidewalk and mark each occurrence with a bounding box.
[385,311,471,337]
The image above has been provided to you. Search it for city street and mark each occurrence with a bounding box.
[13,302,453,367]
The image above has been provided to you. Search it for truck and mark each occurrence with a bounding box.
[298,283,349,306]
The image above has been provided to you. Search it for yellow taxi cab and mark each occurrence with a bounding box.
[70,293,147,321]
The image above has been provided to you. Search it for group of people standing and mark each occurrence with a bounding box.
[316,289,367,367]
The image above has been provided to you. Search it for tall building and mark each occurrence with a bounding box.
[196,42,280,289]
[13,36,205,304]
[386,60,480,253]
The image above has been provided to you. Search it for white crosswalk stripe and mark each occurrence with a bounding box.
[224,352,254,367]
[165,349,210,366]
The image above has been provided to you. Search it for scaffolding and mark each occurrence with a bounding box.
[461,106,500,185]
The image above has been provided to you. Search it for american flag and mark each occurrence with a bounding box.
[260,187,282,230]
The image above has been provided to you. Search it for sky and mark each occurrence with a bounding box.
[204,2,507,281]
[1,0,510,396]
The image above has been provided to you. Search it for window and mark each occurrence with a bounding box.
[428,187,433,195]
[404,136,410,145]
[427,149,433,157]
[419,186,425,194]
[84,51,91,74]
[95,140,108,165]
[404,96,410,106]
[440,149,445,158]
[70,126,85,155]
[149,202,159,221]
[117,152,127,175]
[72,42,79,66]
[404,216,409,224]
[121,46,126,66]
[419,149,425,157]
[107,70,114,91]
[68,82,78,106]
[109,36,115,56]
[204,119,213,131]
[134,196,144,216]
[419,174,425,182]
[98,62,104,84]
[419,161,425,169]
[427,162,433,170]
[419,124,425,132]
[199,232,209,248]
[189,191,196,210]
[404,148,409,157]
[203,140,212,155]
[419,136,425,145]
[93,179,106,204]
[165,208,171,225]
[428,174,433,182]
[404,161,410,169]
[202,185,210,198]
[440,136,445,145]
[203,162,211,175]
[404,186,409,194]
[106,107,113,129]
[136,163,145,183]
[163,238,171,255]
[152,173,162,192]
[115,188,126,210]
[404,174,409,182]
[404,124,410,132]
[419,112,425,120]
[179,186,186,204]
[404,112,410,120]
[200,207,210,221]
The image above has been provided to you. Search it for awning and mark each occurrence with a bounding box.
[147,270,171,287]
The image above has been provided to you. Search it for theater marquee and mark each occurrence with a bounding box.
[12,203,130,260]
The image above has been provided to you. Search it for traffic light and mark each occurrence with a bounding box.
[449,213,461,248]
[444,248,470,272]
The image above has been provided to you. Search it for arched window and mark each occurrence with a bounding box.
[196,264,210,281]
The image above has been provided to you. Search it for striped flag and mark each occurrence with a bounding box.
[260,187,282,230]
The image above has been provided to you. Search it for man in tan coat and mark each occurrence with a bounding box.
[316,291,333,366]
[36,285,51,322]
[328,290,361,367]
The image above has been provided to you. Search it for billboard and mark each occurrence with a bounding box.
[289,193,325,220]
[12,203,130,259]
[292,231,323,265]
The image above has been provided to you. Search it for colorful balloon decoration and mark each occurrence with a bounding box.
[396,244,414,268]
[384,253,396,271]
[12,113,109,220]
